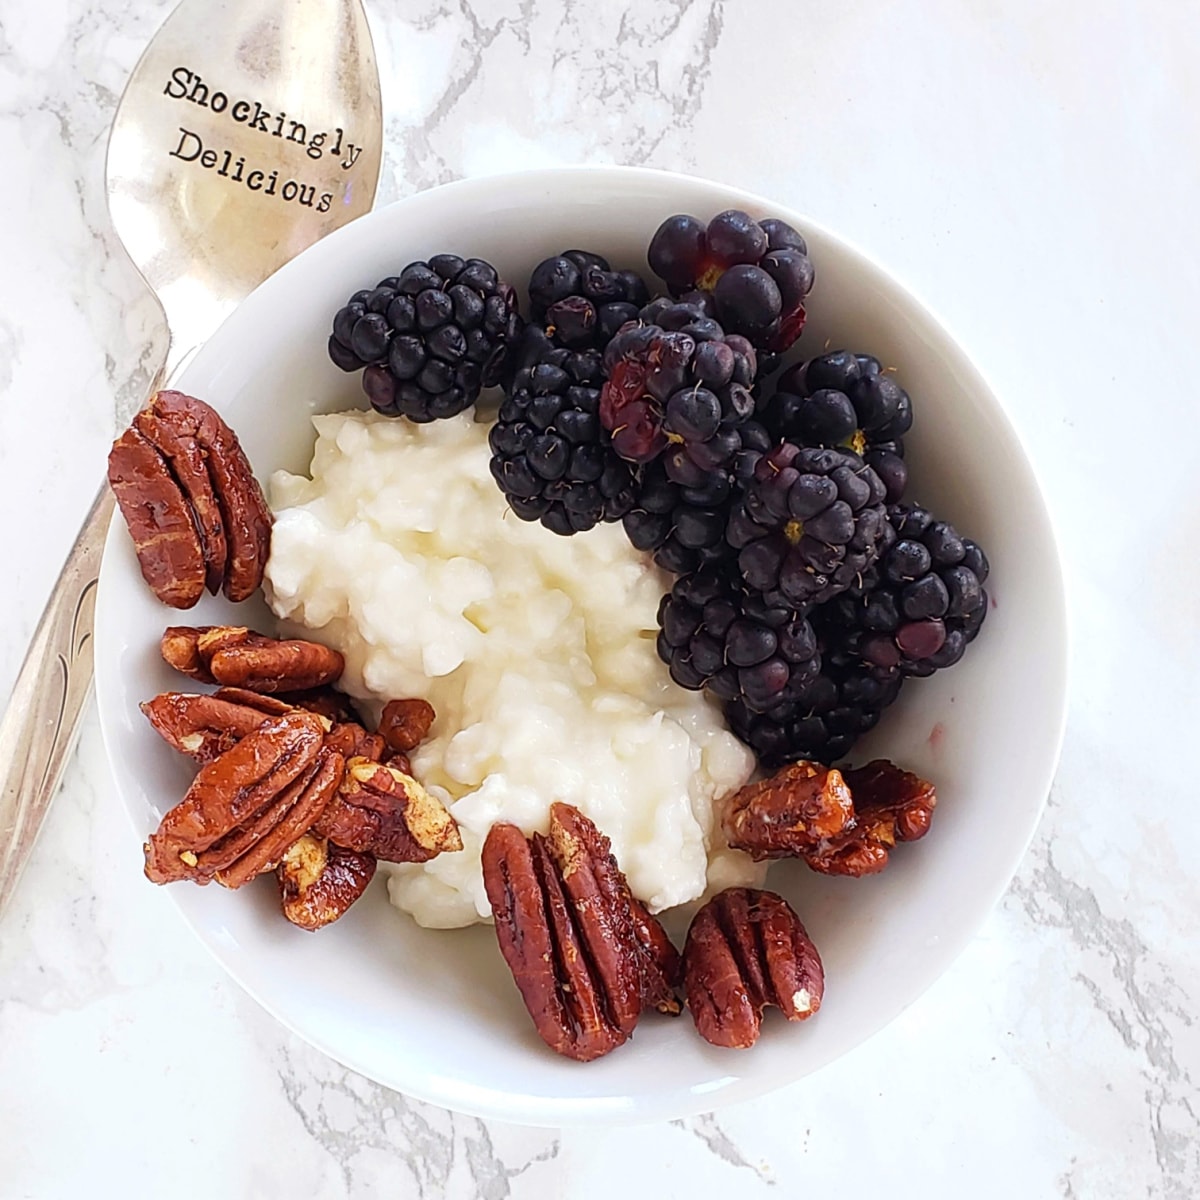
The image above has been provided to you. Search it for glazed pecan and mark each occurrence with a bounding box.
[143,710,329,884]
[277,834,377,931]
[682,888,824,1049]
[481,802,681,1062]
[378,699,436,753]
[108,391,271,607]
[722,761,854,860]
[160,625,344,693]
[141,690,292,763]
[802,760,936,877]
[313,758,461,863]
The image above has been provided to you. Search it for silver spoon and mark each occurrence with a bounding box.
[0,0,383,917]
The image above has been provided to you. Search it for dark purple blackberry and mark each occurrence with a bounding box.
[328,255,523,422]
[488,327,636,535]
[817,503,990,678]
[723,664,904,767]
[655,565,821,710]
[727,442,888,609]
[526,250,650,351]
[762,351,912,502]
[646,210,813,354]
[622,420,770,575]
[599,303,757,468]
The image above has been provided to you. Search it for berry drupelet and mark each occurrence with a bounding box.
[723,664,904,768]
[656,565,821,711]
[526,250,650,351]
[761,350,912,502]
[817,502,990,678]
[328,255,523,422]
[599,301,757,468]
[646,210,813,355]
[727,442,889,609]
[489,327,637,535]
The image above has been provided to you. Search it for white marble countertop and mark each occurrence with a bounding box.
[1,1,1197,1196]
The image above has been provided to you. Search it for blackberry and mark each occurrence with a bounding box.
[763,351,912,502]
[727,442,888,609]
[527,250,650,350]
[328,255,523,422]
[489,327,636,535]
[622,420,770,575]
[817,503,990,677]
[646,210,813,354]
[599,303,757,467]
[655,565,821,710]
[723,664,904,767]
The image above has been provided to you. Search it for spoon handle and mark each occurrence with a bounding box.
[0,484,113,918]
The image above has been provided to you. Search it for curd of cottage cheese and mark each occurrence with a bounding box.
[264,409,761,929]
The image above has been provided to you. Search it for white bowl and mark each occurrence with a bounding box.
[95,166,1067,1126]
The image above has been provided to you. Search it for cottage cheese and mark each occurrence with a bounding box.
[264,409,761,929]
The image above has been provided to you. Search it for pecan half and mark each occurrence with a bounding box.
[722,761,854,860]
[160,625,344,693]
[313,758,461,863]
[277,834,377,931]
[141,690,289,763]
[143,710,328,884]
[481,803,681,1062]
[682,888,824,1049]
[482,821,626,1062]
[803,760,936,877]
[107,427,207,608]
[378,699,436,753]
[108,391,271,606]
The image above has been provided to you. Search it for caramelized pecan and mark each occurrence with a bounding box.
[107,428,207,609]
[160,625,344,694]
[722,761,854,859]
[802,760,936,877]
[141,691,286,763]
[108,391,271,606]
[682,888,824,1049]
[481,803,681,1062]
[313,758,461,863]
[483,821,626,1062]
[277,834,376,931]
[143,710,327,884]
[378,699,436,753]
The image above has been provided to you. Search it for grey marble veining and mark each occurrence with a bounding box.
[1,1,1198,1197]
